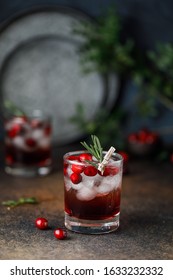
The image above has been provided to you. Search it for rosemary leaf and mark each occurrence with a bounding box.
[2,200,18,207]
[81,135,103,163]
[85,160,98,168]
[4,100,25,116]
[2,197,38,208]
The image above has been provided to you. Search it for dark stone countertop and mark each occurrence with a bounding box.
[0,156,173,260]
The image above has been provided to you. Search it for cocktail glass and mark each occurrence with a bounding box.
[63,151,123,234]
[4,110,52,177]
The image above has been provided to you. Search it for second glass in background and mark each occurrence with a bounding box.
[4,110,52,177]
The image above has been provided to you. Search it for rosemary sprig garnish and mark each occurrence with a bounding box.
[81,135,116,174]
[4,100,25,117]
[2,197,38,208]
[81,135,103,164]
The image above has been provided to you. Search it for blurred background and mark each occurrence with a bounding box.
[0,0,173,169]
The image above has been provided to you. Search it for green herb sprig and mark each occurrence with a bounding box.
[2,197,38,208]
[4,100,25,116]
[81,135,103,164]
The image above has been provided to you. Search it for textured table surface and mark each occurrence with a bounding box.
[0,156,173,260]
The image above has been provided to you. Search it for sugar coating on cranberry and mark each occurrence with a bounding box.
[35,217,48,230]
[54,228,67,240]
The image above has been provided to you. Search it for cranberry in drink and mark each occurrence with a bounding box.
[63,150,123,234]
[4,113,52,176]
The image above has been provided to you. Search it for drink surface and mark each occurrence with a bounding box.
[64,152,123,220]
[4,115,52,167]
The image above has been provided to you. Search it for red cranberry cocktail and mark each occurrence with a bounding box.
[64,151,123,234]
[4,112,52,176]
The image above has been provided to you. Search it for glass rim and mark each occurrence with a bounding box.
[64,150,123,164]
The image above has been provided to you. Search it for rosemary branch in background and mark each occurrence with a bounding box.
[73,8,135,74]
[4,100,25,116]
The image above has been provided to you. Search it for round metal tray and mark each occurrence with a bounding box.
[0,7,119,145]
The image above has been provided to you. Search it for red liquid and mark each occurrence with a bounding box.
[64,152,123,222]
[65,186,121,220]
[5,145,51,167]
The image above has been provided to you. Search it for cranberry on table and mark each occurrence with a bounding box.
[54,228,67,240]
[35,217,48,230]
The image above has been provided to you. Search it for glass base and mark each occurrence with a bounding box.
[5,165,52,177]
[65,212,120,234]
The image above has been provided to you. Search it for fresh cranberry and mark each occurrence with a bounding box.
[31,119,43,128]
[128,133,138,143]
[64,163,68,175]
[7,124,21,138]
[79,153,92,162]
[71,164,84,174]
[84,166,97,176]
[145,133,158,144]
[44,124,52,136]
[138,129,150,142]
[35,217,48,230]
[129,129,159,145]
[54,228,67,240]
[70,172,82,184]
[25,138,37,147]
[67,155,80,161]
[6,155,14,165]
[99,166,119,176]
[118,151,129,163]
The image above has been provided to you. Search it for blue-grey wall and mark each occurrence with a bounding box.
[0,0,173,144]
[1,0,173,49]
